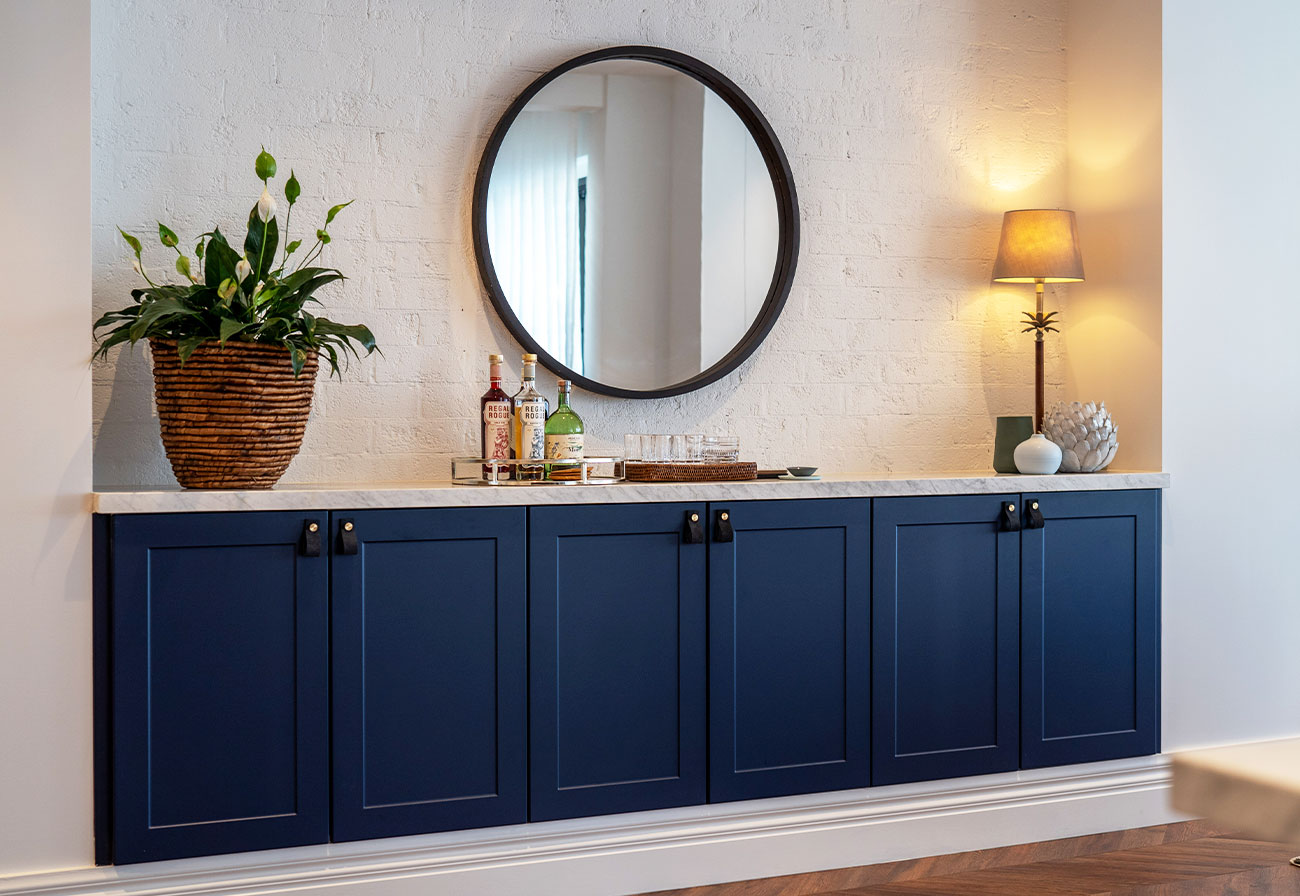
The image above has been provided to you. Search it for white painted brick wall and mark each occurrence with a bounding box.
[91,0,1070,486]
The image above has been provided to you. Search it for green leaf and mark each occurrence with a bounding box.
[285,170,301,204]
[118,227,142,257]
[289,346,306,377]
[175,255,194,281]
[314,318,377,354]
[203,228,241,289]
[245,204,280,280]
[285,239,301,256]
[316,229,331,244]
[217,278,238,302]
[177,334,207,364]
[195,238,205,260]
[319,341,340,377]
[91,327,138,361]
[127,296,199,341]
[158,222,179,248]
[255,146,277,182]
[324,200,352,226]
[219,317,255,344]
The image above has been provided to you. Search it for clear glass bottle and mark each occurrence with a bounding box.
[480,353,511,480]
[545,379,585,481]
[511,354,548,481]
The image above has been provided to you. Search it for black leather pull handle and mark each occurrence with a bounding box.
[301,520,322,557]
[714,509,734,543]
[338,518,358,555]
[684,510,704,544]
[999,502,1021,532]
[1024,499,1045,530]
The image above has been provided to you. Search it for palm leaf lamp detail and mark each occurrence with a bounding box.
[992,209,1085,431]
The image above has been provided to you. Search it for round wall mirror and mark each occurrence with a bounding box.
[472,46,799,398]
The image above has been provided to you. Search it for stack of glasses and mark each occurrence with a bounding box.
[624,434,740,463]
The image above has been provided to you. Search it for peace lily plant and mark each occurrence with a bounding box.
[94,148,377,377]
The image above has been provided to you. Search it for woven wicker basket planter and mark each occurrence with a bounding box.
[149,337,319,489]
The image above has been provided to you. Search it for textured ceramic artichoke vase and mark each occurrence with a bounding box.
[1043,400,1119,473]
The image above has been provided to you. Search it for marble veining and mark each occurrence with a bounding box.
[92,471,1169,514]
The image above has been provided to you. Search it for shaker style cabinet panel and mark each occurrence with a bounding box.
[529,503,708,821]
[1020,489,1160,768]
[110,512,330,864]
[872,495,1020,785]
[330,508,527,842]
[708,499,870,802]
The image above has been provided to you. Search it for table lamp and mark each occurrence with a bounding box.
[992,209,1085,431]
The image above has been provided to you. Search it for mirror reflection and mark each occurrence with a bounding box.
[485,59,780,392]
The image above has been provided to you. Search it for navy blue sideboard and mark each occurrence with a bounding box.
[96,489,1160,864]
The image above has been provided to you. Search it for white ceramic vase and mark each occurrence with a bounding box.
[1013,433,1063,475]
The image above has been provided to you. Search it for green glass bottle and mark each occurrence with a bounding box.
[544,379,584,481]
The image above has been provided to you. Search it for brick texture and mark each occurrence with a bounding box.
[91,0,1069,485]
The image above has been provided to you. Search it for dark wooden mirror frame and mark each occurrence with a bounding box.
[471,45,800,399]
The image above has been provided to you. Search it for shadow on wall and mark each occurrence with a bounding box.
[907,4,1070,463]
[95,345,174,488]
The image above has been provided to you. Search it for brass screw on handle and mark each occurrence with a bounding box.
[1008,504,1015,512]
[690,513,699,522]
[308,522,319,533]
[1032,501,1039,510]
[721,512,729,521]
[343,521,354,532]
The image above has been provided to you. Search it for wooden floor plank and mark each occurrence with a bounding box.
[808,835,1297,896]
[640,823,1293,896]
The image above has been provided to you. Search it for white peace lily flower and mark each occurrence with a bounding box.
[235,258,253,282]
[256,187,277,223]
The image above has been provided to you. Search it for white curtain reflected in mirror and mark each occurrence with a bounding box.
[483,59,780,392]
[486,111,584,373]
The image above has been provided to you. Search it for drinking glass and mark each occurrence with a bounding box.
[702,435,740,462]
[624,433,643,462]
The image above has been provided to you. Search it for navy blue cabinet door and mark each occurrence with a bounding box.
[1021,489,1160,768]
[709,499,870,802]
[872,495,1020,785]
[529,503,707,821]
[331,508,527,842]
[111,512,329,864]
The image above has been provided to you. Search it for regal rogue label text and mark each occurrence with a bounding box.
[517,404,547,460]
[484,401,510,459]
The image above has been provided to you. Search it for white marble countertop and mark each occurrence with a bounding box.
[92,470,1168,514]
[1171,738,1300,845]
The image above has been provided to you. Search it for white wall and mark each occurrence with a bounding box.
[0,0,95,876]
[91,0,1072,484]
[699,90,779,374]
[595,72,676,389]
[1162,0,1300,749]
[1065,0,1162,471]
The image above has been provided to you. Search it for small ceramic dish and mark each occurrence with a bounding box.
[786,466,819,478]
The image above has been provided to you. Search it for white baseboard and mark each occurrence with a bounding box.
[0,755,1183,896]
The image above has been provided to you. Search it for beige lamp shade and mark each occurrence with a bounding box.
[992,209,1085,283]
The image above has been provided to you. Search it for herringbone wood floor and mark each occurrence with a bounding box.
[641,821,1300,896]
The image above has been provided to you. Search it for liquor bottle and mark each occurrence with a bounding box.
[511,353,549,481]
[480,353,511,480]
[545,379,585,481]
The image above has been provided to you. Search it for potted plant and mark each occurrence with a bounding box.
[94,148,377,489]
